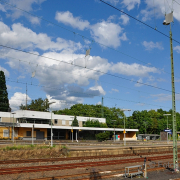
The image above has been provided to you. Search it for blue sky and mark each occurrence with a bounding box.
[0,0,180,116]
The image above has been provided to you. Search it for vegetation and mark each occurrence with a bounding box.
[55,104,180,135]
[1,144,56,151]
[72,116,79,126]
[95,131,110,141]
[0,71,10,112]
[20,98,50,111]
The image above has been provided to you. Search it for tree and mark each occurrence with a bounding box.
[95,131,110,141]
[19,98,50,111]
[72,116,79,126]
[0,71,10,112]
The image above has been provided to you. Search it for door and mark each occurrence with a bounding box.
[36,131,44,139]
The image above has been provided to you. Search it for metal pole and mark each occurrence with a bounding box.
[170,24,178,171]
[72,126,73,142]
[13,114,14,144]
[114,125,115,142]
[167,116,168,144]
[51,108,53,147]
[124,115,126,146]
[76,130,77,142]
[32,124,34,145]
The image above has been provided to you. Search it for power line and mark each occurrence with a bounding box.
[174,0,180,6]
[5,78,173,110]
[0,0,178,79]
[2,53,171,97]
[99,0,180,45]
[0,44,177,94]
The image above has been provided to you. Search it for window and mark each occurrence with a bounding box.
[69,121,72,125]
[26,131,31,137]
[62,120,66,125]
[54,119,58,124]
[0,117,1,122]
[3,130,9,137]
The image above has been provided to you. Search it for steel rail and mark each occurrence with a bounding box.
[0,154,178,175]
[0,150,177,165]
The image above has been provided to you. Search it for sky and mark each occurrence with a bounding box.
[0,0,180,116]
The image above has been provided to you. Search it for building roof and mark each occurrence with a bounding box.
[19,123,139,132]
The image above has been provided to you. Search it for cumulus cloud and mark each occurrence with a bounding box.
[0,66,10,77]
[0,21,82,52]
[121,0,140,11]
[55,11,90,30]
[104,0,119,5]
[142,41,164,51]
[55,11,127,48]
[119,14,130,25]
[111,62,159,77]
[140,0,180,23]
[112,88,119,92]
[151,93,180,102]
[174,46,180,53]
[0,0,46,24]
[9,92,31,111]
[90,20,127,48]
[135,78,143,87]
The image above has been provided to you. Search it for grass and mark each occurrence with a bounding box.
[1,144,57,151]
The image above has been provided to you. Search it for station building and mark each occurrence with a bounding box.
[0,110,138,141]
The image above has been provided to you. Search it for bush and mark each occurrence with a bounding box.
[95,131,110,141]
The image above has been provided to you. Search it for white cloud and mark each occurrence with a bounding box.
[174,46,180,53]
[9,92,31,111]
[142,41,164,51]
[104,0,119,5]
[55,11,90,30]
[141,0,180,23]
[151,93,180,102]
[135,78,143,87]
[112,88,119,92]
[121,0,140,11]
[0,0,46,24]
[90,20,127,48]
[111,62,159,77]
[0,66,10,77]
[119,14,130,25]
[0,21,82,52]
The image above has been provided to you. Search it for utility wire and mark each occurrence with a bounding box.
[99,0,180,45]
[5,78,173,110]
[174,0,180,5]
[0,44,177,94]
[2,53,172,96]
[0,0,178,78]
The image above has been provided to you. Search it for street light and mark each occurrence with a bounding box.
[48,102,56,147]
[163,12,178,171]
[112,120,116,142]
[163,114,171,144]
[120,109,131,146]
[11,112,16,144]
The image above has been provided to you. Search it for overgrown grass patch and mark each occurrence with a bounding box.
[1,144,57,151]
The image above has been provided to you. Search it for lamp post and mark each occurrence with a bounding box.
[112,120,116,142]
[11,112,16,144]
[163,114,171,144]
[48,102,56,147]
[120,109,131,146]
[163,12,178,171]
[32,115,35,145]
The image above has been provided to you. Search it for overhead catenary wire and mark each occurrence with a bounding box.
[1,53,171,97]
[0,44,178,95]
[5,78,174,110]
[0,0,179,78]
[99,0,180,45]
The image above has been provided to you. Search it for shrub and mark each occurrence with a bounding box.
[95,131,110,141]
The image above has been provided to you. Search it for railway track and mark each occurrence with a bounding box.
[0,154,178,175]
[27,167,168,180]
[0,150,177,165]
